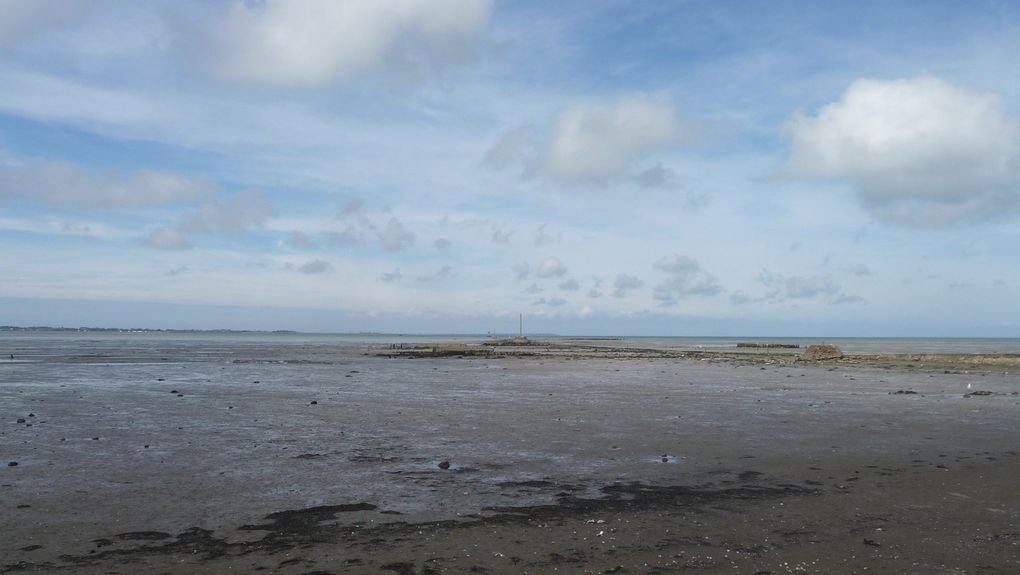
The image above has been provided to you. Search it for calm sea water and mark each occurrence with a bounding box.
[1,331,1018,360]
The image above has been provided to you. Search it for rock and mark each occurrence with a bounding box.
[8,461,17,466]
[890,390,918,395]
[310,400,318,405]
[16,418,25,423]
[438,460,451,470]
[802,344,843,361]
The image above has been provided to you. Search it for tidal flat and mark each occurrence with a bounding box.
[2,334,1018,573]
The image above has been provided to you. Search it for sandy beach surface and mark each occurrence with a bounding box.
[2,335,1018,574]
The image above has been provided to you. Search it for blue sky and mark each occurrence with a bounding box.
[1,0,1019,336]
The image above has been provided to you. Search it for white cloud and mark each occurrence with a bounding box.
[758,270,840,301]
[557,278,579,291]
[613,274,643,298]
[0,161,214,209]
[522,283,542,295]
[339,198,364,217]
[488,93,687,186]
[0,0,84,50]
[512,261,530,280]
[299,259,331,274]
[632,163,678,188]
[322,227,363,247]
[142,228,191,250]
[588,276,604,298]
[203,0,492,88]
[378,217,414,251]
[784,76,1020,226]
[652,254,722,305]
[434,237,452,251]
[833,293,864,305]
[848,263,871,277]
[417,265,454,282]
[378,268,402,283]
[490,228,512,243]
[535,256,568,278]
[534,223,556,245]
[181,190,273,233]
[288,231,318,249]
[729,291,754,306]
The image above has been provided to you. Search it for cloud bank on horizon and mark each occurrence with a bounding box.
[1,0,1018,336]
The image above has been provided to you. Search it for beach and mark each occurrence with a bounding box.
[2,334,1018,573]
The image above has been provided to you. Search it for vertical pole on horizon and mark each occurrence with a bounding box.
[519,313,523,338]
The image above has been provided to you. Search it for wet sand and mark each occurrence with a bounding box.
[2,338,1018,573]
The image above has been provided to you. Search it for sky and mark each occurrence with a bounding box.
[1,0,1019,336]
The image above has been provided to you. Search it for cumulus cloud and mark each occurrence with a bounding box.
[534,223,556,245]
[512,261,530,280]
[0,161,215,209]
[632,163,678,188]
[613,274,643,298]
[558,278,579,291]
[299,259,331,274]
[142,228,192,250]
[535,256,568,278]
[163,266,190,277]
[378,217,414,251]
[783,76,1020,226]
[652,254,723,305]
[490,228,512,243]
[338,198,364,217]
[848,263,872,277]
[181,190,273,233]
[378,268,402,283]
[417,265,454,282]
[322,227,363,247]
[203,0,492,88]
[758,270,840,300]
[487,93,687,186]
[0,0,84,50]
[434,237,451,251]
[833,293,864,305]
[729,291,755,306]
[522,283,542,295]
[288,231,318,249]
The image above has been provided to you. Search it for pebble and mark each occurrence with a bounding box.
[310,401,318,405]
[438,460,451,470]
[8,462,17,467]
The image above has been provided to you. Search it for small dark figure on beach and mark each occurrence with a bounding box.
[8,354,12,360]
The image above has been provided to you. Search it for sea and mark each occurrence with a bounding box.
[2,330,1018,360]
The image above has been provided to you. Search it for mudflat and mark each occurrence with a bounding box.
[2,338,1018,574]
